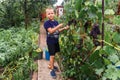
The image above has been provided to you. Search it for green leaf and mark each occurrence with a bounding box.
[115,61,120,66]
[75,0,82,11]
[85,1,91,6]
[105,9,115,15]
[104,32,111,43]
[103,64,120,80]
[88,12,97,19]
[75,10,79,18]
[81,64,92,75]
[95,68,104,76]
[104,46,115,54]
[108,54,119,63]
[103,58,111,65]
[95,0,102,6]
[89,50,104,68]
[113,32,120,43]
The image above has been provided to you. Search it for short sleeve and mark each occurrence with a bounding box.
[44,21,51,31]
[44,20,59,31]
[55,21,59,25]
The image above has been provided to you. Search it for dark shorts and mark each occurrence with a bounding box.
[47,42,60,56]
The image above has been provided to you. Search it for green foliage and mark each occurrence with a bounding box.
[0,0,24,28]
[0,0,52,28]
[112,15,120,25]
[0,27,38,79]
[58,0,120,80]
[112,32,120,44]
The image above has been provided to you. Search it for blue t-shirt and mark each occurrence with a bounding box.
[44,20,59,44]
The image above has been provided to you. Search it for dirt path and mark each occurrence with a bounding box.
[37,23,62,80]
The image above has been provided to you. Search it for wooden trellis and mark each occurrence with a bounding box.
[102,0,104,47]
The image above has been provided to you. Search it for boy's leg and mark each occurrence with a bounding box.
[50,55,55,69]
[49,42,60,69]
[47,43,57,78]
[47,43,56,69]
[49,55,56,79]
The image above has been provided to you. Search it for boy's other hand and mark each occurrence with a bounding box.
[64,25,69,30]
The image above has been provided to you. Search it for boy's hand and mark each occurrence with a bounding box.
[58,23,63,28]
[58,25,69,32]
[64,25,69,30]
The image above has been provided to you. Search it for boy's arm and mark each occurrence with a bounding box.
[58,25,69,32]
[47,23,63,34]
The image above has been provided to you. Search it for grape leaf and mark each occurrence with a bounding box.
[113,32,120,43]
[75,10,79,18]
[95,68,104,76]
[105,9,115,15]
[103,64,120,80]
[108,54,119,63]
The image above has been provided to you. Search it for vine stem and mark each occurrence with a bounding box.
[98,39,120,51]
[83,38,120,63]
[83,47,97,62]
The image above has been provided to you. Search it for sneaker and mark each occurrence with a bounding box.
[54,66,59,72]
[48,65,59,72]
[50,69,56,79]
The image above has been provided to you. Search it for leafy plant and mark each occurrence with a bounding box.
[58,0,120,80]
[0,27,38,79]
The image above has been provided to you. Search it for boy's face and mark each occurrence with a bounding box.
[46,9,55,20]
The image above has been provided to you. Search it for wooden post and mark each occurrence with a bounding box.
[102,0,104,47]
[24,0,28,29]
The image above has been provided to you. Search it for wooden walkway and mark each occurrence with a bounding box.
[32,23,62,80]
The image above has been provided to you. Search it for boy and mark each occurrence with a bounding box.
[44,7,69,79]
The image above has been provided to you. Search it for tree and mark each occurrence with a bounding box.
[0,0,57,29]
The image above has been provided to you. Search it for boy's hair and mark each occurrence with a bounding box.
[45,6,55,13]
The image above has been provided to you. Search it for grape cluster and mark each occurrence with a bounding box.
[68,19,77,26]
[90,23,100,39]
[90,23,101,46]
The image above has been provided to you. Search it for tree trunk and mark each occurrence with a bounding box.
[24,0,28,29]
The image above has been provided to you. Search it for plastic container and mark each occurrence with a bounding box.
[45,50,50,60]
